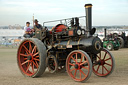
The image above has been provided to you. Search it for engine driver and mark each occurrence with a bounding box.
[33,19,44,31]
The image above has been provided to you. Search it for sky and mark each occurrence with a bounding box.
[0,0,128,26]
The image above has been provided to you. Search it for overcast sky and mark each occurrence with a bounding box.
[0,0,128,26]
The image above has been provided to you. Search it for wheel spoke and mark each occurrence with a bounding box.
[33,61,38,68]
[96,65,100,72]
[34,47,37,53]
[33,52,39,57]
[102,65,104,74]
[103,65,109,72]
[97,56,101,60]
[104,58,111,61]
[80,61,87,65]
[25,50,29,55]
[70,68,75,72]
[33,58,39,61]
[29,41,32,52]
[24,58,28,60]
[69,63,75,66]
[31,62,34,73]
[21,60,29,65]
[103,52,107,60]
[79,69,87,77]
[80,54,83,63]
[75,53,78,63]
[23,45,30,54]
[26,62,31,72]
[74,69,77,78]
[32,46,36,54]
[35,56,39,58]
[105,63,112,66]
[20,53,29,57]
[35,61,39,68]
[71,56,76,62]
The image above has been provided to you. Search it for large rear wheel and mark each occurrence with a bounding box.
[66,50,92,82]
[17,38,47,77]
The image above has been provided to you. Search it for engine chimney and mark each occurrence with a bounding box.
[104,28,107,38]
[85,4,92,36]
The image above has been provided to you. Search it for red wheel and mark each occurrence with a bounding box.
[66,50,92,82]
[17,38,47,77]
[93,48,115,77]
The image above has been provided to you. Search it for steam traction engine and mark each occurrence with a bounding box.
[17,4,115,82]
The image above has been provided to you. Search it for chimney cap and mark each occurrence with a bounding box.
[85,4,92,8]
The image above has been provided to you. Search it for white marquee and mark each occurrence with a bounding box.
[0,29,24,36]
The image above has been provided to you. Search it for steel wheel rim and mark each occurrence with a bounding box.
[18,40,40,76]
[93,49,113,76]
[66,51,90,81]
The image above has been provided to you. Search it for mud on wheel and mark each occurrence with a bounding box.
[93,48,115,77]
[66,50,92,82]
[17,38,47,77]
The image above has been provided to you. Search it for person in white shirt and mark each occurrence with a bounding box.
[23,22,33,38]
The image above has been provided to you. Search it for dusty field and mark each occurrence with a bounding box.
[0,48,128,85]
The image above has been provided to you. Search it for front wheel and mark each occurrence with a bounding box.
[106,43,113,51]
[93,48,115,77]
[66,50,92,82]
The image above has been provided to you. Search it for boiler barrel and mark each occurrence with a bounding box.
[55,36,102,54]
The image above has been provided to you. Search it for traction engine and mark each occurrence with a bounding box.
[17,4,115,82]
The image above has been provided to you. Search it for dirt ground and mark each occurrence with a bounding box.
[0,48,128,85]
